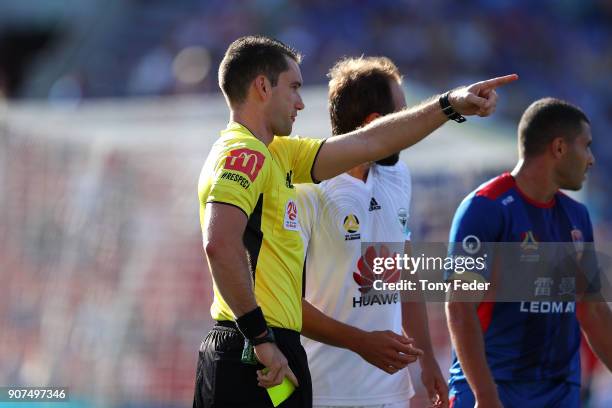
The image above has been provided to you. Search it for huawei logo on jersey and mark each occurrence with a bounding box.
[224,148,266,181]
[353,245,400,293]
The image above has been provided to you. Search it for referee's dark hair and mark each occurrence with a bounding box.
[328,56,402,136]
[518,97,590,158]
[219,36,302,107]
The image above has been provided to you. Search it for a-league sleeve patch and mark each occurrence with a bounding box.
[223,148,266,182]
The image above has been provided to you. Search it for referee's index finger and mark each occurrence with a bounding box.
[479,74,519,89]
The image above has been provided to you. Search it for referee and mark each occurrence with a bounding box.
[193,35,517,408]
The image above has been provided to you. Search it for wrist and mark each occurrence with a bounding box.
[251,328,275,346]
[346,328,369,353]
[474,383,499,400]
[439,91,466,123]
[236,306,267,341]
[418,352,437,368]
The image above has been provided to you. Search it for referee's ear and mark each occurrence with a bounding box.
[252,75,272,102]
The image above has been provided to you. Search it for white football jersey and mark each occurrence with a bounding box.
[298,161,413,406]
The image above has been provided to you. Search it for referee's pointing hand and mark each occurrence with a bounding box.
[449,74,519,117]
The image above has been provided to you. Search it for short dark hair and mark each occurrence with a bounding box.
[518,97,590,158]
[218,36,301,106]
[328,56,402,135]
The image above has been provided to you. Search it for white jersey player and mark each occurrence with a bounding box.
[298,57,448,408]
[299,161,414,407]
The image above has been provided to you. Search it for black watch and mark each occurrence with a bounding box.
[251,328,276,346]
[439,91,466,123]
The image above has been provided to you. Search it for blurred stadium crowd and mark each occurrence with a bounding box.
[0,132,212,406]
[1,0,612,407]
[2,0,612,224]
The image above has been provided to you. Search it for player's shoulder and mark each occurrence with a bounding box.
[216,127,269,155]
[372,160,410,176]
[456,173,513,215]
[473,172,515,201]
[556,190,587,208]
[556,191,590,217]
[210,125,271,170]
[296,182,322,199]
[268,134,318,152]
[371,161,411,186]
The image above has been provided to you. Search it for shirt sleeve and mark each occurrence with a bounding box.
[284,136,325,184]
[201,142,270,217]
[446,195,503,282]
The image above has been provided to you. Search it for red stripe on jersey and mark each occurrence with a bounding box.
[475,172,515,200]
[477,301,495,333]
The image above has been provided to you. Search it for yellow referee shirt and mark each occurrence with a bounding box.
[199,122,324,332]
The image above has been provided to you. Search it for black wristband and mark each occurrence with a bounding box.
[236,306,268,341]
[439,91,466,123]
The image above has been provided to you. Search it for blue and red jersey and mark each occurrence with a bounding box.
[447,172,595,386]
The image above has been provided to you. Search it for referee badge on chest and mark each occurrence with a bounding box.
[284,199,299,231]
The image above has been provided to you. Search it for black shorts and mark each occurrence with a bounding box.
[192,321,312,408]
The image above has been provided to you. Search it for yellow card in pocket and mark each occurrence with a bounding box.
[263,369,296,407]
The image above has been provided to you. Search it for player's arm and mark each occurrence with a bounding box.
[312,75,518,181]
[446,302,502,407]
[445,196,503,407]
[577,301,612,371]
[402,241,449,408]
[302,299,422,374]
[204,203,298,387]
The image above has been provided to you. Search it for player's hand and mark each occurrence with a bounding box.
[420,357,449,408]
[448,74,518,117]
[352,330,423,374]
[254,342,299,388]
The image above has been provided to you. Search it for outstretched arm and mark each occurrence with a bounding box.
[312,74,518,181]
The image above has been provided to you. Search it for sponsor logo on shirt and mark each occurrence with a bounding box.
[224,148,265,182]
[368,197,381,211]
[284,199,299,231]
[352,245,400,307]
[519,301,575,314]
[285,170,294,189]
[219,171,250,189]
[343,214,361,240]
